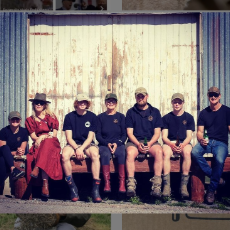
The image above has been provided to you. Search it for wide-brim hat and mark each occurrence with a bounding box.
[29,93,51,103]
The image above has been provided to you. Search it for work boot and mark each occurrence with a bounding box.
[162,174,171,197]
[11,167,25,180]
[41,179,49,197]
[180,174,190,199]
[30,166,39,178]
[92,179,102,203]
[118,164,126,193]
[66,177,79,202]
[150,176,162,198]
[102,165,111,192]
[126,177,137,197]
[206,190,215,205]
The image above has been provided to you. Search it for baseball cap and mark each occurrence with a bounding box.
[135,87,148,96]
[208,86,220,94]
[8,111,21,120]
[171,93,184,102]
[105,93,118,101]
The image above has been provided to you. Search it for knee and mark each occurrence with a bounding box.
[90,150,100,160]
[183,150,191,160]
[153,148,163,161]
[126,149,136,161]
[61,151,70,163]
[163,151,171,160]
[99,148,110,159]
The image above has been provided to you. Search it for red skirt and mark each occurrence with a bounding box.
[26,137,63,185]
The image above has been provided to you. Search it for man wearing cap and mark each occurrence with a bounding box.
[125,87,164,197]
[192,86,230,204]
[162,93,195,199]
[56,0,73,10]
[62,93,102,203]
[0,111,28,195]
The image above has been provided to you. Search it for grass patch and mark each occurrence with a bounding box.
[168,202,188,207]
[190,202,207,209]
[128,196,143,205]
[154,199,162,205]
[0,214,17,230]
[214,203,229,210]
[87,196,93,202]
[221,197,230,206]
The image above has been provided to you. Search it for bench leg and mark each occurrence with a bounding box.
[191,165,205,203]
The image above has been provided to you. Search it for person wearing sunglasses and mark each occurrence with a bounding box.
[96,93,127,194]
[62,93,102,203]
[161,93,195,199]
[25,93,63,198]
[192,86,230,204]
[0,111,28,195]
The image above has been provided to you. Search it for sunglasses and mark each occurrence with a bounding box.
[10,118,20,122]
[208,93,219,98]
[34,100,46,105]
[106,99,117,104]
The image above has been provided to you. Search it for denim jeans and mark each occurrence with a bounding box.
[191,139,228,192]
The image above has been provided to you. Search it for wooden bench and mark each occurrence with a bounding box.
[13,154,230,203]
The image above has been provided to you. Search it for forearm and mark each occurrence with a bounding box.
[182,136,192,146]
[80,138,93,150]
[149,134,160,145]
[127,134,139,146]
[67,138,79,150]
[197,130,204,142]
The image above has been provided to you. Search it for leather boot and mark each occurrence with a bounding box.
[180,174,190,199]
[150,176,162,198]
[92,179,102,203]
[126,177,137,197]
[66,177,79,202]
[102,165,111,192]
[162,174,171,197]
[30,166,39,178]
[118,164,126,193]
[41,179,49,197]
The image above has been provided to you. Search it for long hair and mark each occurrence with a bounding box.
[32,103,56,120]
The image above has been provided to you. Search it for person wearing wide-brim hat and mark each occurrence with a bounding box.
[96,93,127,194]
[192,87,230,204]
[161,93,195,199]
[25,93,63,198]
[62,93,102,203]
[0,111,28,195]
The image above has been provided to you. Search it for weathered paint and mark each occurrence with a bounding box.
[0,13,28,128]
[28,14,200,147]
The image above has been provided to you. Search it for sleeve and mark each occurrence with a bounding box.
[186,114,195,131]
[21,129,29,142]
[154,109,164,128]
[89,114,98,133]
[197,111,205,126]
[0,128,7,141]
[115,113,127,146]
[95,115,109,146]
[63,114,72,131]
[125,109,133,128]
[162,115,168,130]
[25,117,36,134]
[227,107,230,126]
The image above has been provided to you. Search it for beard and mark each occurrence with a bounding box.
[137,100,147,108]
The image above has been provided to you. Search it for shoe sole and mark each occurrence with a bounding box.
[71,197,79,202]
[12,171,25,180]
[41,193,49,198]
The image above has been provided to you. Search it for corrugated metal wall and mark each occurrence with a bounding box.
[28,14,200,147]
[201,12,230,109]
[0,13,28,128]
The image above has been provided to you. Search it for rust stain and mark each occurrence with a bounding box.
[53,58,58,78]
[30,32,54,36]
[77,82,82,93]
[71,39,76,54]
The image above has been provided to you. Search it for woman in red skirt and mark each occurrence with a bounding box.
[25,93,63,198]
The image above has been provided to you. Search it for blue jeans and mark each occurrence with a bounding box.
[191,139,228,192]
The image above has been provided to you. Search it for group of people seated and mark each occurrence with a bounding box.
[0,86,229,205]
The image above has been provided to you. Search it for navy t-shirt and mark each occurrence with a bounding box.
[0,126,28,151]
[125,103,163,141]
[162,111,195,142]
[63,111,98,145]
[96,112,127,146]
[197,104,230,145]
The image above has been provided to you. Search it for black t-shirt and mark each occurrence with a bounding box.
[96,112,127,146]
[197,104,230,144]
[63,111,98,145]
[162,111,195,142]
[0,126,28,151]
[125,103,163,141]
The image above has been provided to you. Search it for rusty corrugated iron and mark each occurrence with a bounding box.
[0,12,28,128]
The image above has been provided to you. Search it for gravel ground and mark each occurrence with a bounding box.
[1,195,230,214]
